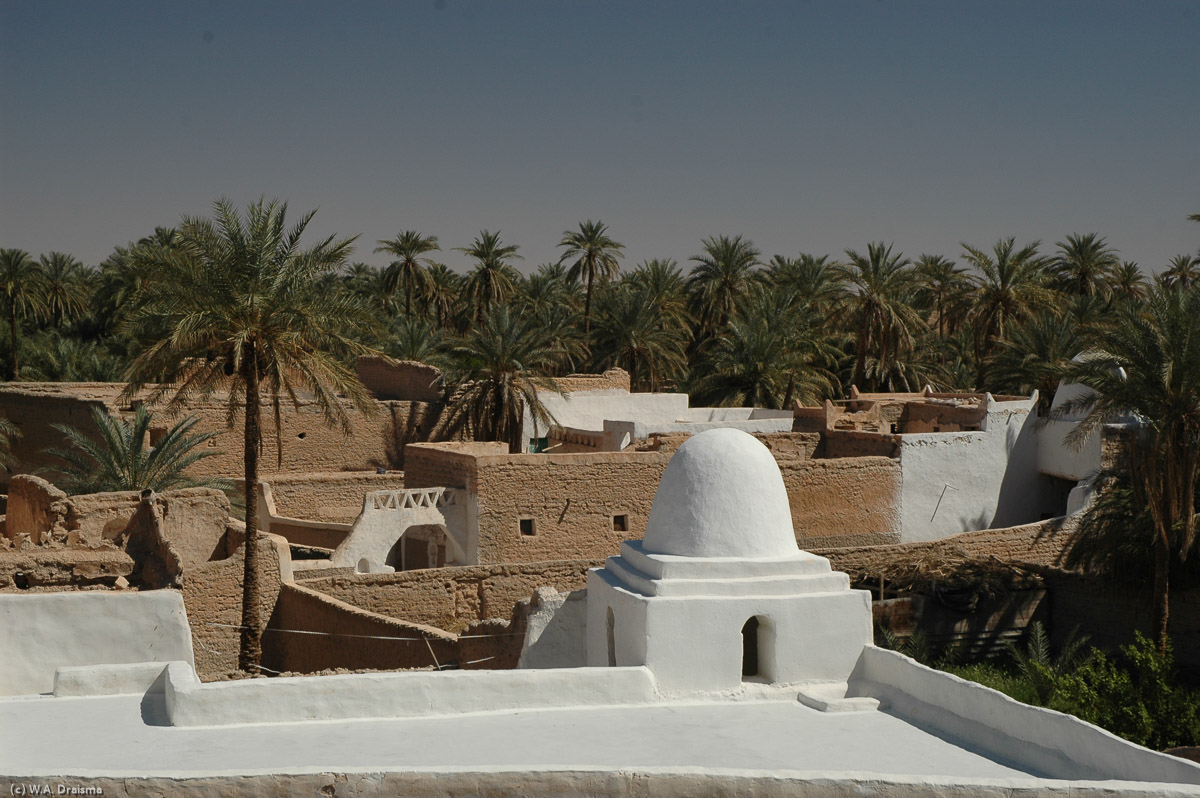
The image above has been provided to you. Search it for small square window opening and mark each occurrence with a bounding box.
[612,514,628,532]
[519,518,536,536]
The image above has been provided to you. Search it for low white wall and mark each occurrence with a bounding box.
[0,591,195,696]
[52,661,178,697]
[165,662,657,727]
[849,646,1200,785]
[897,397,1049,542]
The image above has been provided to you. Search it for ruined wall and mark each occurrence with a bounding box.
[5,475,69,544]
[552,368,631,393]
[183,534,287,680]
[815,517,1077,577]
[177,398,445,476]
[263,583,457,674]
[355,357,443,402]
[0,548,133,590]
[781,457,902,547]
[260,472,407,523]
[0,386,115,488]
[299,559,596,633]
[0,384,449,487]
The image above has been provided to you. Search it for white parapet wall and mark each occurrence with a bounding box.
[164,661,658,727]
[848,646,1200,785]
[0,590,195,696]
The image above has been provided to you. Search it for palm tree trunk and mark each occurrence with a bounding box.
[584,272,594,336]
[854,316,868,389]
[238,343,264,671]
[8,306,17,380]
[1152,534,1170,654]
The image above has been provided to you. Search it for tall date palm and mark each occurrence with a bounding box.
[0,248,48,380]
[123,197,378,671]
[375,230,440,317]
[1056,285,1200,652]
[557,220,623,335]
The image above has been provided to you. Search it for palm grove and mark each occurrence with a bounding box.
[2,199,1200,669]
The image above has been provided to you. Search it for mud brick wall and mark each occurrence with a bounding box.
[782,457,902,548]
[263,582,457,674]
[471,451,668,564]
[298,560,597,633]
[264,472,408,523]
[183,534,286,680]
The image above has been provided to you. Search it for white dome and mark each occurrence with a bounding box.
[642,428,799,558]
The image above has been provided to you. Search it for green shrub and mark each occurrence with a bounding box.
[1049,633,1200,750]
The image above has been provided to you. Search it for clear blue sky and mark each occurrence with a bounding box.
[2,1,1198,274]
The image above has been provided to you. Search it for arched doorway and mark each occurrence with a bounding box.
[741,615,775,681]
[385,524,448,571]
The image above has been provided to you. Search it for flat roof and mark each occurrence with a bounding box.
[2,692,1035,779]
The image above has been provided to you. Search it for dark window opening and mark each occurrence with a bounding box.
[612,514,628,532]
[742,617,760,677]
[519,518,536,536]
[297,432,307,439]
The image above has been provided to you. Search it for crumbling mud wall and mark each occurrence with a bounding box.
[355,357,443,402]
[183,534,288,680]
[298,560,597,633]
[0,384,115,488]
[262,583,458,674]
[0,383,452,487]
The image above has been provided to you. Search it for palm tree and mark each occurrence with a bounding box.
[37,252,89,328]
[836,242,925,391]
[1109,261,1148,303]
[375,231,440,317]
[592,285,688,392]
[519,262,579,318]
[1053,233,1119,297]
[0,415,20,472]
[44,405,225,495]
[456,230,521,320]
[962,237,1054,390]
[386,316,449,367]
[123,197,378,671]
[914,254,970,337]
[688,235,761,337]
[1162,254,1200,290]
[989,311,1087,414]
[1055,285,1200,652]
[444,306,563,452]
[698,285,839,408]
[557,220,624,336]
[626,258,692,332]
[424,263,461,330]
[0,248,48,380]
[767,253,843,314]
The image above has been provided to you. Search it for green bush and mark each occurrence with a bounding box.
[1049,633,1200,750]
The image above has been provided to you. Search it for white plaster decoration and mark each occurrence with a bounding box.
[328,487,468,570]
